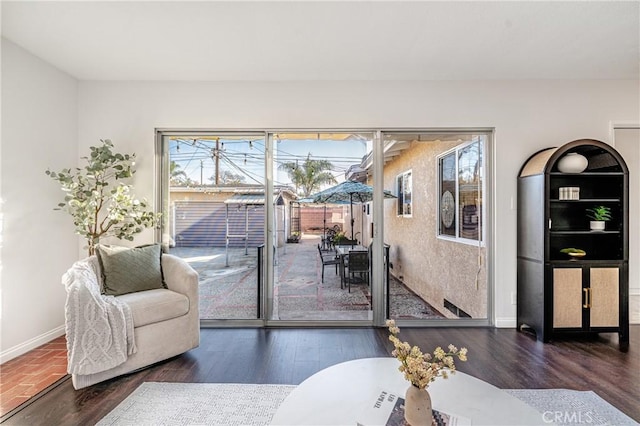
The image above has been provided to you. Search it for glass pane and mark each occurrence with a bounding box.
[396,175,404,215]
[458,141,481,241]
[383,132,488,321]
[403,172,412,215]
[163,134,265,320]
[272,132,373,321]
[440,153,456,237]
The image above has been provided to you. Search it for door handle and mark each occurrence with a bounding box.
[583,288,590,308]
[582,288,592,308]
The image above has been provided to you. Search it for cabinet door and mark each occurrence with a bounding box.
[589,268,619,327]
[553,268,583,328]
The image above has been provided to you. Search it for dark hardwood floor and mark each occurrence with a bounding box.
[4,326,639,425]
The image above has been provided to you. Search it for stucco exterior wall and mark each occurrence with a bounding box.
[383,140,487,319]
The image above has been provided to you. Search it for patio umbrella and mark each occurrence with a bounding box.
[311,181,396,241]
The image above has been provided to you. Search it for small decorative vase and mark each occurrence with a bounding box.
[557,153,588,173]
[590,221,605,231]
[404,385,432,426]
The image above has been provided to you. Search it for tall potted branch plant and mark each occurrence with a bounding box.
[46,139,161,256]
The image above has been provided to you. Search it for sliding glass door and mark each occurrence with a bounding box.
[270,132,374,322]
[157,128,492,327]
[158,132,266,321]
[381,132,490,323]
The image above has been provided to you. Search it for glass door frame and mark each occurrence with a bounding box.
[156,128,494,328]
[155,129,268,327]
[378,129,494,327]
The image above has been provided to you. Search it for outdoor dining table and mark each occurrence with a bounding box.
[336,244,368,289]
[334,244,392,315]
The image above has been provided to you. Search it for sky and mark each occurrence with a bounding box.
[169,134,370,190]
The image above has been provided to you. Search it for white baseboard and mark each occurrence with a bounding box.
[0,325,65,364]
[494,317,517,328]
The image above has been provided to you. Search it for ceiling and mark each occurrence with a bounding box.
[2,1,638,81]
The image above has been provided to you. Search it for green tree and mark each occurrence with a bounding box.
[46,139,161,256]
[214,170,247,185]
[278,154,336,197]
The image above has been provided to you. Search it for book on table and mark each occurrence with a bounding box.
[357,389,471,426]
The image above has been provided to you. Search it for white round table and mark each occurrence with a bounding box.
[270,357,546,426]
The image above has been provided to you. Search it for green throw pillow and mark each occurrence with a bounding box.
[96,244,166,296]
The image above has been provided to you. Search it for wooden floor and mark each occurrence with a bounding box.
[3,326,639,425]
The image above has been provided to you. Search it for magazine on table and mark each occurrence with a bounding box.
[357,389,471,426]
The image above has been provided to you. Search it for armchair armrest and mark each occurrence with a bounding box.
[161,254,199,302]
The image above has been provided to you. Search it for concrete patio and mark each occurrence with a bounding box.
[169,234,444,321]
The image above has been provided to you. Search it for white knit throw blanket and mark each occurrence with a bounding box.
[62,257,136,375]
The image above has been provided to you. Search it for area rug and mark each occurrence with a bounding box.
[97,383,638,425]
[96,383,295,426]
[506,389,637,425]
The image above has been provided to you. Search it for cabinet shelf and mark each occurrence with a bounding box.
[550,230,620,235]
[550,172,624,176]
[550,259,624,266]
[550,198,620,203]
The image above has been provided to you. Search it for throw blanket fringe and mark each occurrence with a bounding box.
[63,257,136,375]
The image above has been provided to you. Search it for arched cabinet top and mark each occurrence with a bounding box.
[519,139,629,177]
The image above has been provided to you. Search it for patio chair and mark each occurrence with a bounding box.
[346,250,369,293]
[317,244,340,283]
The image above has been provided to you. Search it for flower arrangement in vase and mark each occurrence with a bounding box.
[386,319,467,426]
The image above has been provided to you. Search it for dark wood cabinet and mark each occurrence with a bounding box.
[517,139,629,349]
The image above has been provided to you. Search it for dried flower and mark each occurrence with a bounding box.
[386,319,468,390]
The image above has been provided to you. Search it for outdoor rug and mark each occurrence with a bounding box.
[97,382,638,425]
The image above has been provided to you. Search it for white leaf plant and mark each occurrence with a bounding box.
[46,139,161,256]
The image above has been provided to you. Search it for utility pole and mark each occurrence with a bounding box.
[215,139,220,185]
[200,160,203,185]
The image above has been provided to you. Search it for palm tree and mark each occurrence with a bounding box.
[279,154,337,197]
[170,161,193,186]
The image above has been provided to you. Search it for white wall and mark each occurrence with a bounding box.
[78,79,639,327]
[614,127,640,295]
[1,39,79,361]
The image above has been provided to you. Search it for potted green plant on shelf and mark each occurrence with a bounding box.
[46,139,161,256]
[586,205,612,231]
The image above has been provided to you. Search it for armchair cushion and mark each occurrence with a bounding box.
[96,244,167,296]
[117,288,189,327]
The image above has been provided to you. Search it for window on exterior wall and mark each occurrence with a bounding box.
[396,170,412,216]
[438,139,483,243]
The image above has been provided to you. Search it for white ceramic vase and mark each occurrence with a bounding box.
[557,153,588,173]
[404,385,432,426]
[590,221,605,231]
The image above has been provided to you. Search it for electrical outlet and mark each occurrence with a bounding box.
[511,292,517,305]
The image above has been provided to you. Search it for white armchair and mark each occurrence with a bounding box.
[63,252,200,389]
